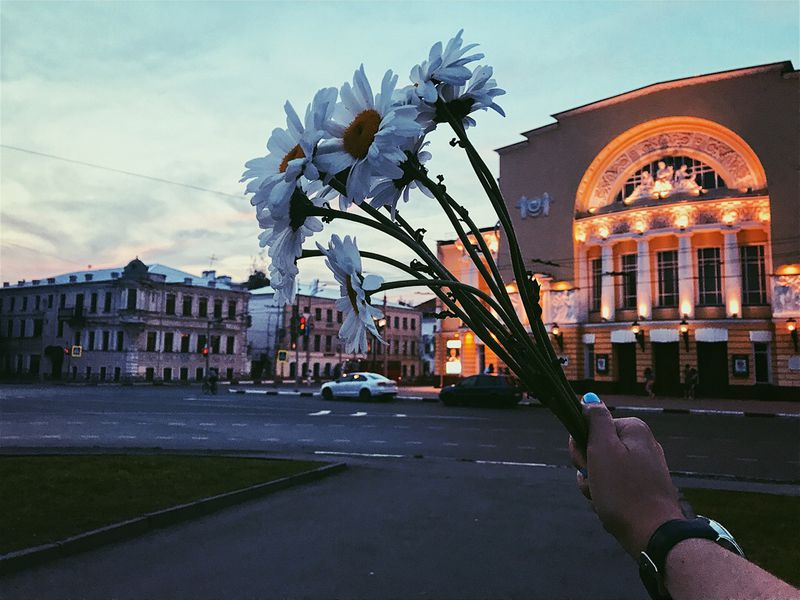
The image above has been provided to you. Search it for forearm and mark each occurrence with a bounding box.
[664,539,798,600]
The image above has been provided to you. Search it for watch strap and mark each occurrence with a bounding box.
[646,517,719,574]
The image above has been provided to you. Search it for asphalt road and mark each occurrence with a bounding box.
[1,384,798,482]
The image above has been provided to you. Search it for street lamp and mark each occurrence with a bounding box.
[631,320,645,350]
[679,317,690,351]
[788,318,798,351]
[550,323,563,351]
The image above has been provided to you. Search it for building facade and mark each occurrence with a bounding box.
[249,283,423,382]
[0,259,251,382]
[438,62,799,399]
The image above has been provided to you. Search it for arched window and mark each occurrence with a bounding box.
[613,155,727,204]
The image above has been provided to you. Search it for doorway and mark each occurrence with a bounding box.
[652,342,680,396]
[696,342,729,397]
[614,343,637,394]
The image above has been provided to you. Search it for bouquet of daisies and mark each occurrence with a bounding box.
[242,31,587,445]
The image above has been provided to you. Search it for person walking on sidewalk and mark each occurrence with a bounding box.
[568,393,797,600]
[684,365,698,401]
[644,367,655,399]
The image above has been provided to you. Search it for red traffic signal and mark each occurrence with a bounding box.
[202,346,209,356]
[299,316,306,332]
[64,347,70,355]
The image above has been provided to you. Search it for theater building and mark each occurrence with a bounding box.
[439,61,799,399]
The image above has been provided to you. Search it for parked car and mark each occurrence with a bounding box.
[320,372,398,401]
[439,374,523,408]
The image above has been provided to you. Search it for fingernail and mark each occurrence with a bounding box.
[578,468,588,478]
[582,392,602,405]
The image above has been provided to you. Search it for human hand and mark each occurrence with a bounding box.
[568,393,684,557]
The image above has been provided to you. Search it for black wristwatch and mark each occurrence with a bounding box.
[638,516,745,600]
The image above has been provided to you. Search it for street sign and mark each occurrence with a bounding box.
[276,349,289,363]
[71,345,83,358]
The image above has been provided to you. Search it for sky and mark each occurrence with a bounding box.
[1,0,798,303]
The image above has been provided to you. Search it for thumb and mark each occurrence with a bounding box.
[581,393,618,450]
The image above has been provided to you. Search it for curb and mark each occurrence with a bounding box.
[517,400,799,419]
[0,461,347,575]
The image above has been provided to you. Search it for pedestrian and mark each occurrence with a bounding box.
[644,367,655,399]
[569,393,797,600]
[485,363,495,374]
[683,364,692,400]
[208,367,219,395]
[686,367,698,401]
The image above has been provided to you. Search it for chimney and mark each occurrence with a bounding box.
[32,279,40,286]
[184,277,193,285]
[17,280,26,286]
[84,274,94,281]
[207,280,217,288]
[69,275,78,283]
[47,277,56,284]
[216,275,232,286]
[202,270,216,280]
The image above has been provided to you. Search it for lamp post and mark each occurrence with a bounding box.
[679,317,690,351]
[631,320,645,351]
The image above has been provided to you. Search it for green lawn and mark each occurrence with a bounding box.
[682,488,800,587]
[0,454,323,554]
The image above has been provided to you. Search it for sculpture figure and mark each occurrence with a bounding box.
[672,164,702,195]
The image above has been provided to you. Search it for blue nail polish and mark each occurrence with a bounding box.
[582,392,602,404]
[579,468,588,478]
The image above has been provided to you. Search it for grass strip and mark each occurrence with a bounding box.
[0,454,322,554]
[682,488,799,587]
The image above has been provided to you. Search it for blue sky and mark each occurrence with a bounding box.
[1,0,798,302]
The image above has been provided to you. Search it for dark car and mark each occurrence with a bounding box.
[439,374,523,408]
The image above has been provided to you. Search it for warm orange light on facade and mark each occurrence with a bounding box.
[505,282,517,293]
[776,264,800,276]
[633,219,647,234]
[551,281,574,291]
[464,332,474,344]
[674,212,690,229]
[729,298,740,317]
[722,210,737,226]
[758,209,771,223]
[598,225,610,239]
[574,228,586,243]
[787,319,796,333]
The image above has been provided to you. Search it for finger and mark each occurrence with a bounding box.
[576,469,591,500]
[614,417,655,447]
[568,435,587,470]
[581,393,618,450]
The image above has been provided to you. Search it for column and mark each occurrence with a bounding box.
[600,243,615,321]
[677,233,694,318]
[636,238,652,319]
[576,246,589,322]
[723,230,742,317]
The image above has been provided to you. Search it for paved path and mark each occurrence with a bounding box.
[0,456,644,600]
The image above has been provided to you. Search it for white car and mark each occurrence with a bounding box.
[320,372,398,401]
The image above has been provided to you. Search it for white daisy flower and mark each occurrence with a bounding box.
[317,234,385,354]
[410,30,484,103]
[440,65,506,128]
[316,65,422,210]
[241,87,338,211]
[255,186,325,305]
[369,141,434,219]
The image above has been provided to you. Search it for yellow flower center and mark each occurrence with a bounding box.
[279,144,305,173]
[342,109,381,160]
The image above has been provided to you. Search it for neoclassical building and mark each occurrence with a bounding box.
[439,61,799,399]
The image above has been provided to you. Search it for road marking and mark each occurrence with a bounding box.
[168,422,186,427]
[350,412,368,417]
[480,444,497,448]
[42,435,62,439]
[199,423,216,426]
[394,414,407,418]
[327,424,345,428]
[476,460,558,468]
[314,450,404,459]
[361,424,376,429]
[66,421,84,425]
[232,423,248,427]
[689,409,744,416]
[30,421,47,425]
[101,421,119,425]
[333,439,351,443]
[192,436,209,440]
[263,423,278,427]
[137,422,149,425]
[405,441,422,445]
[616,406,662,413]
[227,437,241,441]
[686,454,708,459]
[443,442,459,447]
[369,440,387,444]
[309,410,331,416]
[298,438,314,442]
[1,435,21,440]
[296,423,314,427]
[156,435,174,440]
[81,435,99,439]
[118,435,137,440]
[264,437,280,442]
[736,457,758,463]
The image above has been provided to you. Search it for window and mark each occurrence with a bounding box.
[753,342,770,384]
[7,321,12,337]
[613,155,726,204]
[195,367,204,381]
[163,367,172,382]
[199,298,208,317]
[326,309,333,322]
[411,341,416,355]
[213,299,223,319]
[102,331,110,351]
[164,332,174,353]
[337,311,342,323]
[180,367,189,381]
[656,250,678,307]
[741,245,767,305]
[403,340,408,355]
[104,292,112,312]
[35,296,41,310]
[126,289,137,310]
[75,293,85,314]
[166,294,176,315]
[145,367,154,382]
[19,320,27,337]
[100,367,106,381]
[9,297,16,312]
[180,334,190,353]
[394,316,399,329]
[402,317,408,329]
[22,296,28,311]
[74,330,81,345]
[590,258,602,311]
[88,331,96,350]
[146,332,157,352]
[315,307,322,321]
[182,295,193,316]
[211,335,221,354]
[90,293,98,313]
[116,331,124,351]
[227,300,236,319]
[621,254,637,310]
[411,318,416,330]
[325,335,332,352]
[226,336,234,354]
[59,294,66,309]
[48,295,54,309]
[313,334,321,352]
[33,319,43,337]
[697,248,722,305]
[197,334,207,353]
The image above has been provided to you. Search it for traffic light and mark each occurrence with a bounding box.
[64,347,70,355]
[299,316,307,335]
[202,346,209,356]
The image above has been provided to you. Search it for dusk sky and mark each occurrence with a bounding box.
[1,0,798,303]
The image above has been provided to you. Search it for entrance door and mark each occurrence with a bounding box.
[696,342,729,397]
[753,342,771,384]
[652,343,680,396]
[614,343,637,394]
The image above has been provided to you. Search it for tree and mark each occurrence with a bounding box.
[245,270,269,290]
